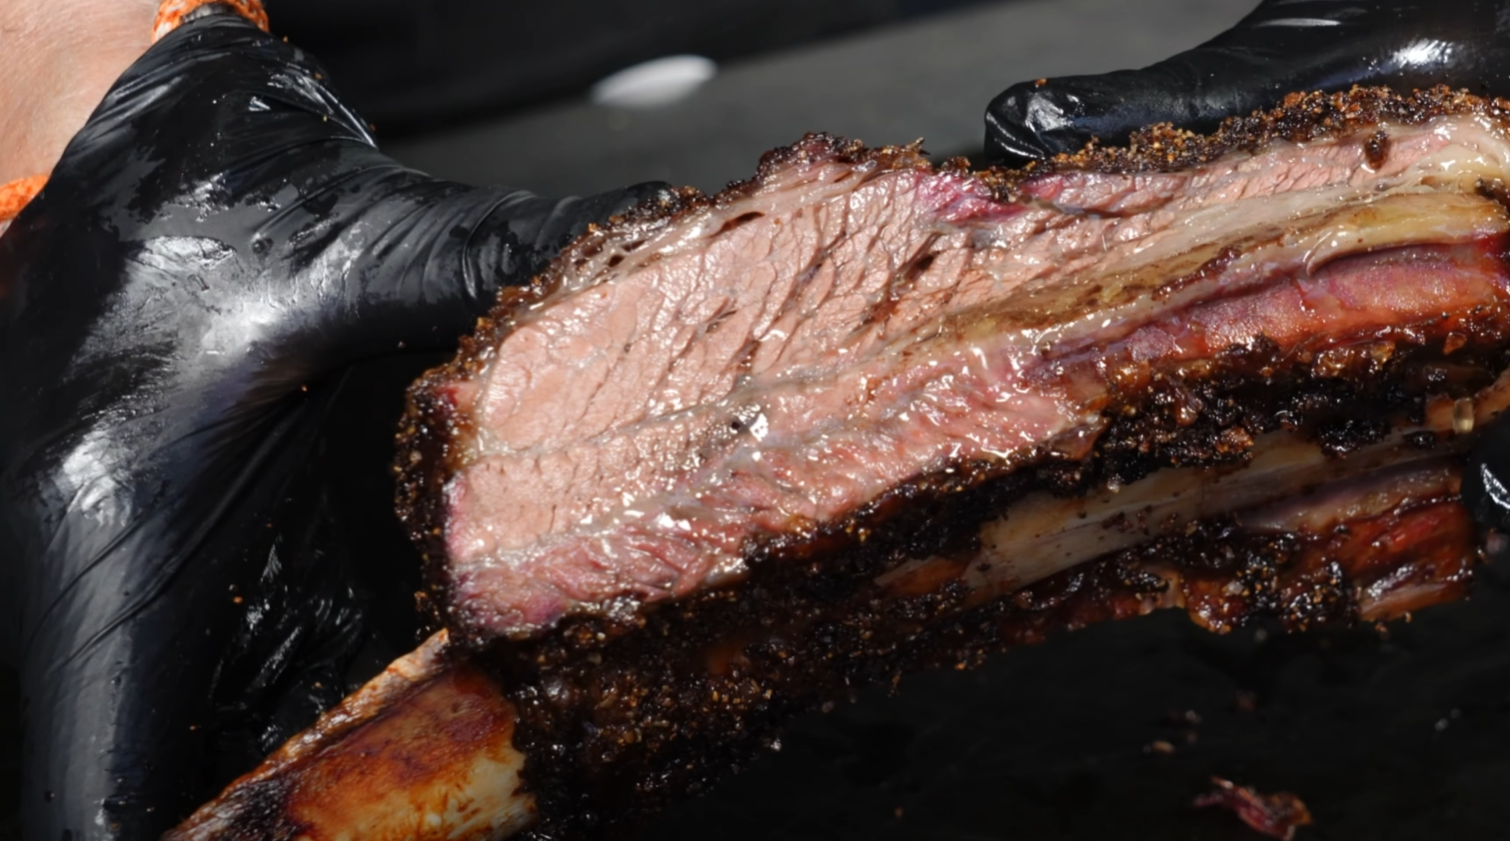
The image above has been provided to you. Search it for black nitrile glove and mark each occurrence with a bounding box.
[984,0,1510,543]
[0,9,668,841]
[985,0,1510,166]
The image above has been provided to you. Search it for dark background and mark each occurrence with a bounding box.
[279,0,1254,196]
[260,0,999,134]
[20,1,1510,840]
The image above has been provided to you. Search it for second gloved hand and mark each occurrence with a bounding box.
[985,0,1510,166]
[981,0,1510,560]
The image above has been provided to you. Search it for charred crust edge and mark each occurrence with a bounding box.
[991,85,1510,185]
[499,490,1477,840]
[393,86,1510,643]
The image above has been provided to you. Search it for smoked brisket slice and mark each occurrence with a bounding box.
[397,86,1510,643]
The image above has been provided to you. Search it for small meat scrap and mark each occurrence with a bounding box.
[1195,777,1313,840]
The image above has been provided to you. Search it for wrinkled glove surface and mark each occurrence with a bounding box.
[0,11,666,840]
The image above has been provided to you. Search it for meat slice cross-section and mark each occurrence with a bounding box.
[398,86,1510,643]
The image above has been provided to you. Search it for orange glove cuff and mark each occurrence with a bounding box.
[0,175,48,229]
[152,0,269,44]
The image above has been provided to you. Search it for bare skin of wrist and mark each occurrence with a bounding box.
[0,0,157,185]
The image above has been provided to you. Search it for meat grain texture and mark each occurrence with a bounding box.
[399,86,1510,643]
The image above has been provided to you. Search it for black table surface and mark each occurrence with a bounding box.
[641,567,1510,841]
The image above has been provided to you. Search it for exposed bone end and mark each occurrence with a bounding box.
[165,631,537,841]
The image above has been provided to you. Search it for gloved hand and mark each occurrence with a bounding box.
[0,8,668,841]
[982,0,1510,534]
[985,0,1510,166]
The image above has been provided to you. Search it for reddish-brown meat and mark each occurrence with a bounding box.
[399,87,1510,642]
[1196,777,1315,841]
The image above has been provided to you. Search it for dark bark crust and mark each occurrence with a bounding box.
[395,85,1510,637]
[497,496,1476,841]
[992,85,1510,182]
[494,315,1504,839]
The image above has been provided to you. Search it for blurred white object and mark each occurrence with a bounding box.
[591,55,718,109]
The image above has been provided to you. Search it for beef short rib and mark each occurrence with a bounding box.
[398,86,1510,643]
[179,86,1510,841]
